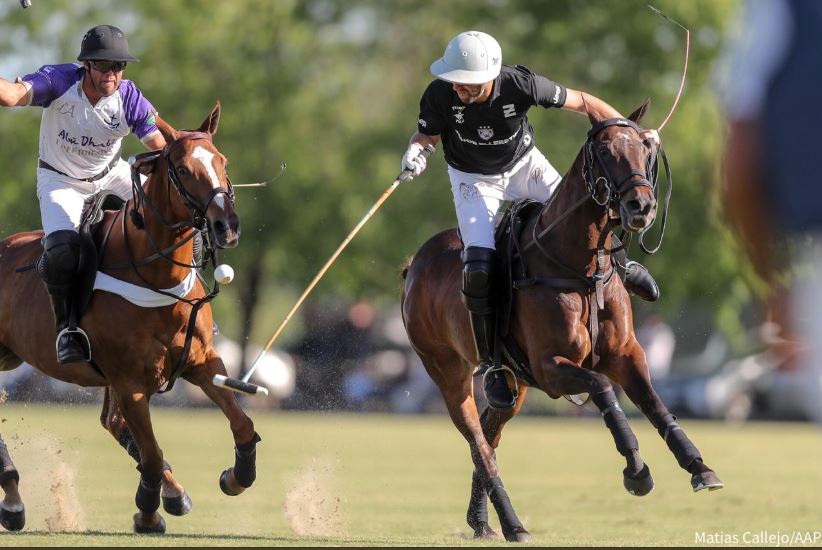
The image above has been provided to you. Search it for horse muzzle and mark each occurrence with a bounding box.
[620,194,657,232]
[209,212,241,249]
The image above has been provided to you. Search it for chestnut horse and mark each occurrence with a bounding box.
[401,102,723,542]
[0,104,260,534]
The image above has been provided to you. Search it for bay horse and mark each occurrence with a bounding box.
[401,101,723,542]
[0,103,260,534]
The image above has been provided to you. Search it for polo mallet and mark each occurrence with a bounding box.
[648,5,690,131]
[232,162,287,188]
[213,144,435,395]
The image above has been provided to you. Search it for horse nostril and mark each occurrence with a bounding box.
[627,199,642,213]
[213,219,226,235]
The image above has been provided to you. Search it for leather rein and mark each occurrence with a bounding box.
[98,131,236,393]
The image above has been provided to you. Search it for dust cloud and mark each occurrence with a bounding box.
[282,456,345,537]
[8,435,86,532]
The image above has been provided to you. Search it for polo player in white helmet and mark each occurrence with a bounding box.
[401,31,661,409]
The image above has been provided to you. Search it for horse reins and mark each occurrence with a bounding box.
[516,117,668,369]
[100,132,235,393]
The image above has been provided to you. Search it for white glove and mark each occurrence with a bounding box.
[400,143,427,181]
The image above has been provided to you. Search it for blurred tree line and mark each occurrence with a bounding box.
[0,0,755,363]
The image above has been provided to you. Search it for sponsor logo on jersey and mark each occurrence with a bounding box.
[552,87,561,104]
[418,118,427,128]
[452,105,465,124]
[502,104,516,118]
[477,126,494,141]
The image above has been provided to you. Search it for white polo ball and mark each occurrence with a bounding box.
[214,264,235,285]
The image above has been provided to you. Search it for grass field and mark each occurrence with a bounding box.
[0,403,821,546]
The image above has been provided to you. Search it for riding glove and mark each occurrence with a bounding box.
[400,143,427,181]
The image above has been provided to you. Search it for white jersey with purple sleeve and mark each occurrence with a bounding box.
[21,63,160,180]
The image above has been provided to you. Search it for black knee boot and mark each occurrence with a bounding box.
[38,230,91,364]
[612,235,660,302]
[462,247,515,409]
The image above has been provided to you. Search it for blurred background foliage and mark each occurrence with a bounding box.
[0,0,755,360]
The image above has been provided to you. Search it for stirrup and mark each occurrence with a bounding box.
[482,364,519,410]
[56,326,92,363]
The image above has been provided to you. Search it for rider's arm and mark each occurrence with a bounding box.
[0,77,31,107]
[563,88,659,145]
[562,88,623,119]
[142,133,166,151]
[409,131,440,149]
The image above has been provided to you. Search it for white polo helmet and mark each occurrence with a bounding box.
[430,31,502,85]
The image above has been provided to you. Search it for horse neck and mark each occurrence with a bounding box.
[534,148,615,275]
[120,172,195,288]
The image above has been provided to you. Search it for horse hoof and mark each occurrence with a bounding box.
[623,464,655,497]
[219,469,245,496]
[162,491,193,516]
[692,470,724,492]
[503,525,531,543]
[471,522,498,539]
[0,506,25,532]
[133,512,166,535]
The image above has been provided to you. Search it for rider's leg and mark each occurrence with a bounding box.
[611,234,660,302]
[37,230,89,364]
[37,174,94,364]
[449,167,515,409]
[461,246,513,409]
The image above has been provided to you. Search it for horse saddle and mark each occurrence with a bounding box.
[73,192,126,323]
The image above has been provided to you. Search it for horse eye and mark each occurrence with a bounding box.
[177,166,190,177]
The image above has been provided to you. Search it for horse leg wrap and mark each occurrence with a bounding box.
[592,390,638,456]
[0,437,20,486]
[467,469,489,531]
[118,429,172,472]
[232,432,262,488]
[656,414,702,470]
[134,467,162,514]
[484,476,525,537]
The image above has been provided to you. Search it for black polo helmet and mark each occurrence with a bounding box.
[77,25,138,62]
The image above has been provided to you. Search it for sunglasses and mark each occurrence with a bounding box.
[89,60,127,73]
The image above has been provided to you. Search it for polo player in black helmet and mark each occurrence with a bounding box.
[0,25,166,364]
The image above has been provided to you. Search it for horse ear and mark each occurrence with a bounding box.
[198,101,221,135]
[582,94,600,126]
[155,115,177,144]
[628,98,651,125]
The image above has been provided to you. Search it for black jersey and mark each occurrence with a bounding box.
[417,64,567,175]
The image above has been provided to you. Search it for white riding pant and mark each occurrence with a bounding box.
[448,147,562,250]
[37,158,134,236]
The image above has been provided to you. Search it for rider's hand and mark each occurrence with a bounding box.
[641,129,660,148]
[400,143,428,181]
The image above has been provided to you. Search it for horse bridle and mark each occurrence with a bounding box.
[114,132,236,394]
[523,117,662,255]
[130,132,236,233]
[583,118,656,209]
[163,132,236,224]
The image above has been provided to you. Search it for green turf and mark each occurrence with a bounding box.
[0,404,821,546]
